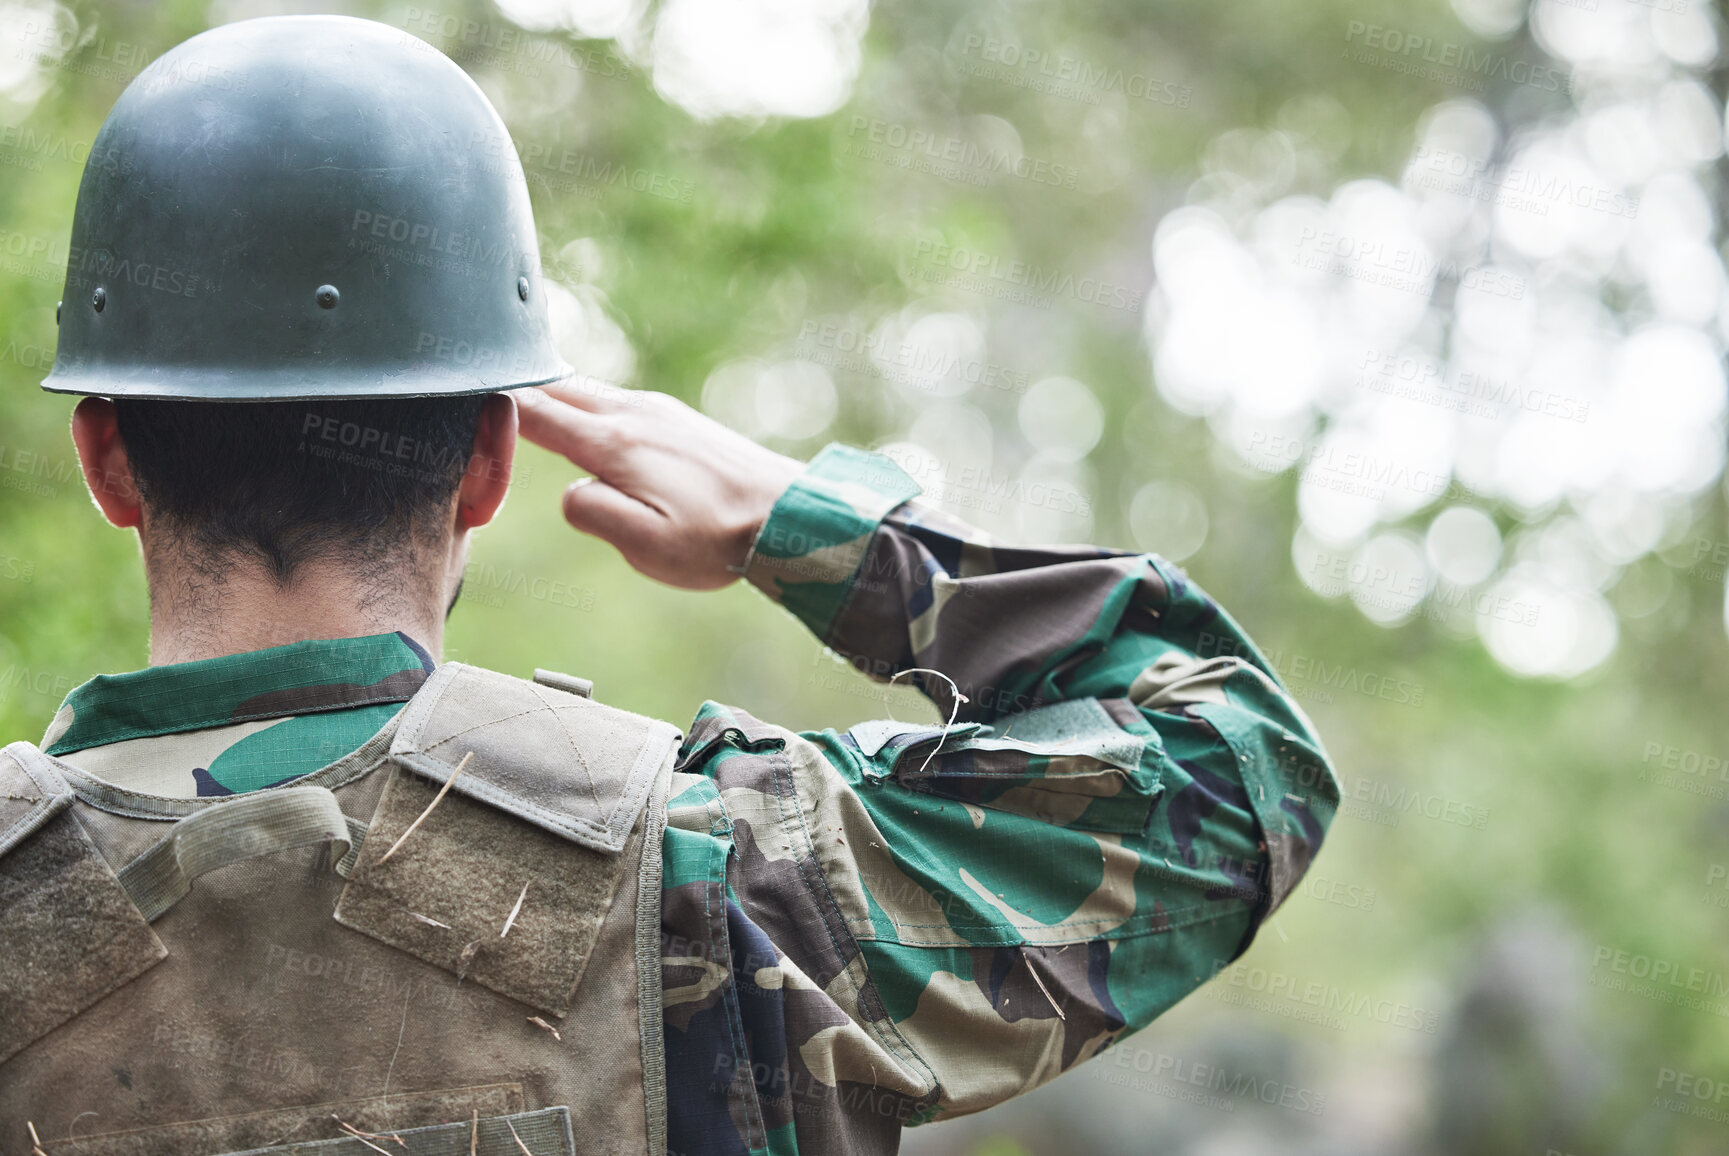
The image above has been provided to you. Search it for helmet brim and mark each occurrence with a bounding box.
[40,363,575,402]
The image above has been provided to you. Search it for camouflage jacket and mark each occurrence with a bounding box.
[40,443,1340,1156]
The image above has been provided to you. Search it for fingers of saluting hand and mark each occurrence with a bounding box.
[514,383,625,472]
[536,375,637,414]
[560,475,663,548]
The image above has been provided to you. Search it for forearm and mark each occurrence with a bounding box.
[744,445,1313,741]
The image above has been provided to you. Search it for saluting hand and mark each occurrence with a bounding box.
[514,379,805,591]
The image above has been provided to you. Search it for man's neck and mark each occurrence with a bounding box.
[146,558,446,666]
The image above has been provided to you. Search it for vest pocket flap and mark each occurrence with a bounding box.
[0,745,166,1066]
[847,718,985,760]
[863,698,1165,834]
[335,763,629,1016]
[391,663,680,855]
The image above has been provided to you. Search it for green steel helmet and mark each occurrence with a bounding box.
[43,14,569,401]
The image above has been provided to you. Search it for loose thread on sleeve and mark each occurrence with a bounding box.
[887,667,970,777]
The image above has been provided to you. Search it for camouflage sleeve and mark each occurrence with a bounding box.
[661,444,1341,1153]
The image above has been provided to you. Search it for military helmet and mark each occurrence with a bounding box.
[43,15,569,401]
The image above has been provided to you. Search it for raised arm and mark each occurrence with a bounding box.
[517,382,1341,1142]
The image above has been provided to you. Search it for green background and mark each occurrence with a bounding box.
[1,1,1726,1152]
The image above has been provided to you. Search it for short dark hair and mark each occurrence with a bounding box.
[113,396,488,582]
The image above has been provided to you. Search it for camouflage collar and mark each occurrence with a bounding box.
[42,632,436,756]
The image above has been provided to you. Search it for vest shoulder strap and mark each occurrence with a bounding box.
[0,739,73,856]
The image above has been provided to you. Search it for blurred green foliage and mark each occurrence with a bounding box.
[2,1,1727,1153]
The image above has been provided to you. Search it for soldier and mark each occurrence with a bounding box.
[0,14,1340,1156]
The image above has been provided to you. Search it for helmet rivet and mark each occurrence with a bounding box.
[316,284,340,309]
[92,287,106,313]
[517,276,530,302]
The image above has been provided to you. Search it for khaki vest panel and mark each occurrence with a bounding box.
[0,664,676,1156]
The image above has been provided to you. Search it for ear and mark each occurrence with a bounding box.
[70,396,143,529]
[455,392,518,530]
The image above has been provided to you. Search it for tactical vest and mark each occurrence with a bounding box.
[0,662,681,1156]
